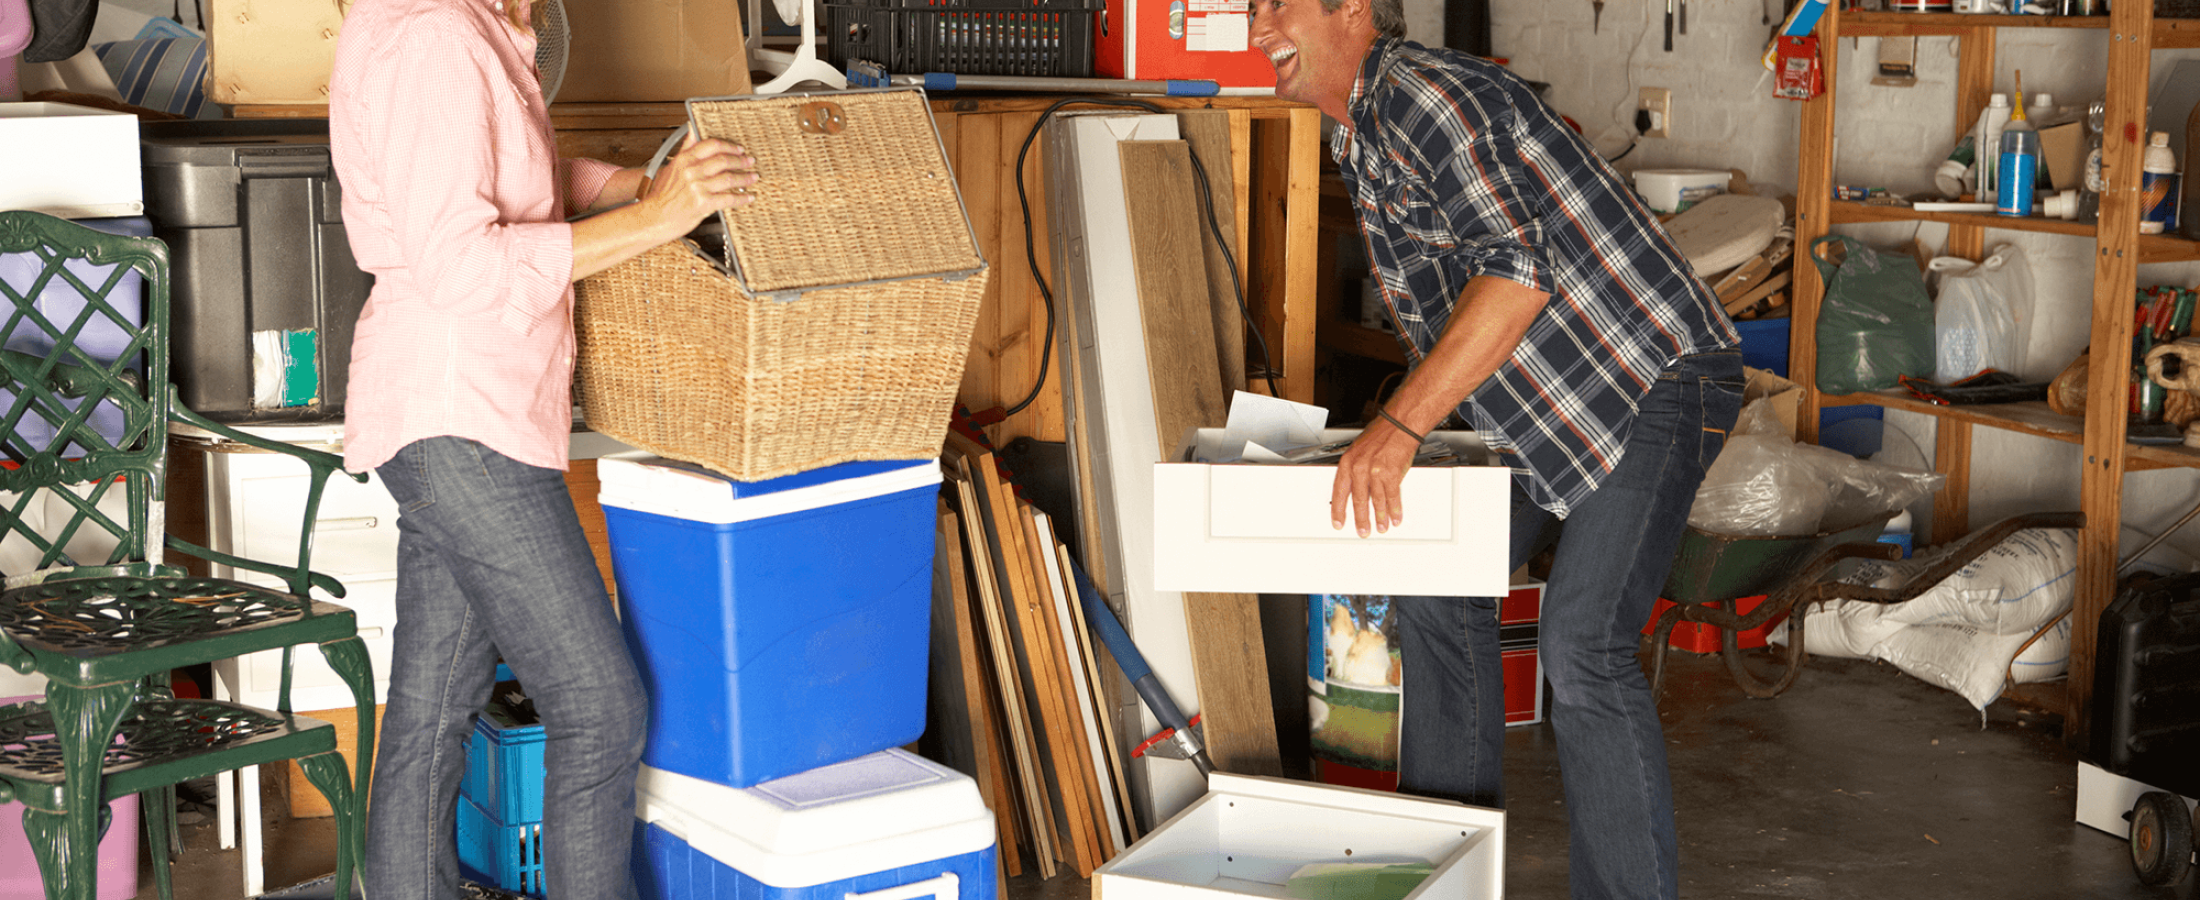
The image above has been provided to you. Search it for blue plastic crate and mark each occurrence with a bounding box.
[598,455,942,789]
[455,795,544,898]
[1818,404,1886,457]
[460,698,546,826]
[1736,317,1791,376]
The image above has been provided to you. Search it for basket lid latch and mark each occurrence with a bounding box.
[797,101,847,135]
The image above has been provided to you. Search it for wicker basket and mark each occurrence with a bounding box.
[574,88,988,481]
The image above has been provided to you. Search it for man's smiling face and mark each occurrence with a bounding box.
[1248,0,1368,120]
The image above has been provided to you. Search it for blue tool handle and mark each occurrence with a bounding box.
[1166,80,1220,97]
[1072,558,1195,734]
[923,72,959,91]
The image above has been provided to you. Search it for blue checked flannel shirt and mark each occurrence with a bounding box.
[1336,37,1739,517]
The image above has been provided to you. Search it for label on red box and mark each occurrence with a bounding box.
[1501,645,1544,726]
[1500,580,1543,626]
[1095,0,1277,86]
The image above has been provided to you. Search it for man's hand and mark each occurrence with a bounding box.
[1331,415,1423,537]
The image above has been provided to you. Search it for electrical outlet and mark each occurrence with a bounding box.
[1638,87,1672,139]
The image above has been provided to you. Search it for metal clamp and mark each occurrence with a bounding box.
[798,101,847,135]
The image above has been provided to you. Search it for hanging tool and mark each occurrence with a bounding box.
[1664,0,1676,50]
[846,60,1219,96]
[1680,0,1689,34]
[1593,0,1603,32]
[1071,555,1213,778]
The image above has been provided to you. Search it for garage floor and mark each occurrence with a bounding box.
[132,650,2193,900]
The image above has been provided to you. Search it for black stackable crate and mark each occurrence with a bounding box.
[2091,570,2200,798]
[826,0,1105,78]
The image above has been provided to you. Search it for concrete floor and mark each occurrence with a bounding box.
[128,650,2193,900]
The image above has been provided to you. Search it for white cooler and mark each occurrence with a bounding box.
[632,748,997,900]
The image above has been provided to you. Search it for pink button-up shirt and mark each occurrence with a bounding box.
[328,0,619,473]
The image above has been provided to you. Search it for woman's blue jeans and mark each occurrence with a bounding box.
[364,437,647,900]
[1396,349,1744,900]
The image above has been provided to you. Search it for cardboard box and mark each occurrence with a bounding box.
[286,703,384,818]
[0,103,142,218]
[559,0,753,102]
[1153,429,1511,596]
[1094,0,1277,88]
[2035,118,2086,193]
[1092,773,1504,898]
[205,0,752,106]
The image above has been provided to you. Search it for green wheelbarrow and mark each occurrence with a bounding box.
[1647,510,2084,699]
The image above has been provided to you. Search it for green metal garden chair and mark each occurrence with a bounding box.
[0,210,373,900]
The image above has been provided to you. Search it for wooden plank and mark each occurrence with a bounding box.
[2071,0,2158,746]
[1053,537,1140,849]
[1027,508,1123,860]
[1932,420,1974,545]
[1175,110,1249,395]
[1120,141,1233,449]
[944,452,1058,879]
[964,442,1100,876]
[562,460,615,591]
[930,500,1021,878]
[1119,140,1282,779]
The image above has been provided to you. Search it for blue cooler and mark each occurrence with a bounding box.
[598,453,942,788]
[633,749,997,900]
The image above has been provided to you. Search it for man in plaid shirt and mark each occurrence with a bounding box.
[1252,0,1741,897]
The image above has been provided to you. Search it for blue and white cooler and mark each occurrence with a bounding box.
[598,452,942,788]
[633,748,997,900]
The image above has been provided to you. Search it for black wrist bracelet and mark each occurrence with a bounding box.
[1375,408,1426,444]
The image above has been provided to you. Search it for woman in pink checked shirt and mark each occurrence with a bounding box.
[327,1,753,898]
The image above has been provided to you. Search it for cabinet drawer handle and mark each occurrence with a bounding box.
[315,516,379,531]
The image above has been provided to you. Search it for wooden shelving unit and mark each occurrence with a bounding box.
[1792,6,2200,738]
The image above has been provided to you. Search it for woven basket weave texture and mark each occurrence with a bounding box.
[575,89,987,481]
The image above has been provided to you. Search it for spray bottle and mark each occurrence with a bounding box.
[1996,73,2041,217]
[1976,92,2013,203]
[2078,100,2106,224]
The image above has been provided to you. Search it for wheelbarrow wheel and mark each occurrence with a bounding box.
[1718,597,1808,699]
[2129,790,2194,886]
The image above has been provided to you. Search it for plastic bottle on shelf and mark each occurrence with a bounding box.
[2027,91,2055,122]
[1976,92,2013,203]
[1936,134,1978,196]
[2078,100,2106,223]
[2141,131,2179,235]
[1997,78,2041,217]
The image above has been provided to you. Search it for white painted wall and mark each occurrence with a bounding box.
[1486,2,2200,563]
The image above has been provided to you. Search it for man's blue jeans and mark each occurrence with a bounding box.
[364,437,647,900]
[1396,349,1744,900]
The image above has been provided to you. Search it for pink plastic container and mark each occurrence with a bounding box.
[1,696,142,900]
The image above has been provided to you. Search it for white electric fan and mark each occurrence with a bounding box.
[750,0,846,93]
[534,0,569,103]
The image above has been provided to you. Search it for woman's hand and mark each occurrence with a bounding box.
[640,138,758,239]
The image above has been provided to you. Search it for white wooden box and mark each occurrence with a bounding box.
[1093,773,1504,899]
[2076,760,2197,837]
[1152,429,1511,596]
[0,103,144,218]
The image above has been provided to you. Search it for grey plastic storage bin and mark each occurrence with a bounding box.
[139,119,370,423]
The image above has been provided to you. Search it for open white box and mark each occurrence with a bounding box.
[1152,428,1511,596]
[0,102,143,219]
[1093,773,1504,899]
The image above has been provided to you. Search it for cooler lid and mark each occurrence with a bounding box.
[634,749,993,885]
[596,452,940,524]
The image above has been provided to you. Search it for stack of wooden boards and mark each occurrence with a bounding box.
[921,108,1287,880]
[1662,190,1798,325]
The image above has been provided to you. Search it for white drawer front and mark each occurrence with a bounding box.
[215,578,397,709]
[212,453,401,584]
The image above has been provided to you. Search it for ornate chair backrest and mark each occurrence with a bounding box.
[0,211,171,583]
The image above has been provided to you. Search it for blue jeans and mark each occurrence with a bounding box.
[364,437,647,900]
[1396,349,1743,900]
